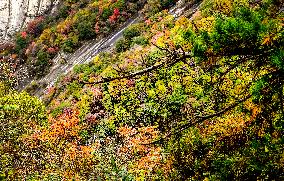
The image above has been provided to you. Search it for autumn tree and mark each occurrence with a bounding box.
[0,82,47,179]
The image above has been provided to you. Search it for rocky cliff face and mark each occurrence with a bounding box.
[0,0,59,41]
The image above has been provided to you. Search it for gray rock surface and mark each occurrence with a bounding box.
[0,0,59,41]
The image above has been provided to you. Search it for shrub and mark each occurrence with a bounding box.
[102,8,113,21]
[142,0,162,17]
[115,38,130,52]
[15,34,29,55]
[35,50,51,77]
[26,17,45,36]
[132,36,149,46]
[201,0,234,16]
[123,24,141,40]
[76,20,96,40]
[50,101,71,117]
[61,33,79,53]
[57,5,69,19]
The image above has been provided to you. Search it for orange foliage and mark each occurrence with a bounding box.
[25,109,96,179]
[199,100,261,148]
[118,126,172,177]
[57,19,73,34]
[39,109,82,143]
[11,54,17,59]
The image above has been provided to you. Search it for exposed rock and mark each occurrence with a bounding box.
[0,0,59,41]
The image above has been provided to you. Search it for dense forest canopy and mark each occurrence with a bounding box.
[0,0,284,180]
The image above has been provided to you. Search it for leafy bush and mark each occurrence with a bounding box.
[132,35,149,46]
[34,50,51,77]
[201,0,234,16]
[102,7,113,21]
[115,38,131,52]
[61,33,79,53]
[123,24,141,40]
[26,17,45,36]
[0,84,47,179]
[76,20,96,40]
[50,101,71,117]
[57,5,69,19]
[15,34,29,55]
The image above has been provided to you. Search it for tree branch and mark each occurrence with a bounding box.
[82,51,192,85]
[82,61,165,85]
[142,94,252,145]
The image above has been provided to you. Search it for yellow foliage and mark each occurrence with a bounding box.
[175,16,191,28]
[201,0,233,16]
[56,19,74,34]
[195,16,215,32]
[92,55,100,64]
[200,100,261,143]
[100,66,118,79]
[38,28,53,44]
[262,36,271,45]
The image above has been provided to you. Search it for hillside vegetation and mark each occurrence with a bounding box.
[0,0,284,180]
[0,0,174,80]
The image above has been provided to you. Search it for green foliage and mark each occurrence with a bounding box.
[250,77,269,102]
[102,7,113,21]
[64,80,85,101]
[0,83,47,179]
[115,38,130,52]
[123,24,141,40]
[15,34,29,55]
[76,20,96,40]
[50,101,71,117]
[35,50,51,77]
[57,5,69,19]
[61,33,79,53]
[271,49,284,70]
[143,0,175,17]
[0,83,47,130]
[143,0,162,17]
[2,0,284,180]
[132,36,149,46]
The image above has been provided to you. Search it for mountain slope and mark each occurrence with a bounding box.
[0,0,283,180]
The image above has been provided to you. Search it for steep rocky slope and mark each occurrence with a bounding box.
[1,0,283,180]
[0,0,59,41]
[19,1,200,97]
